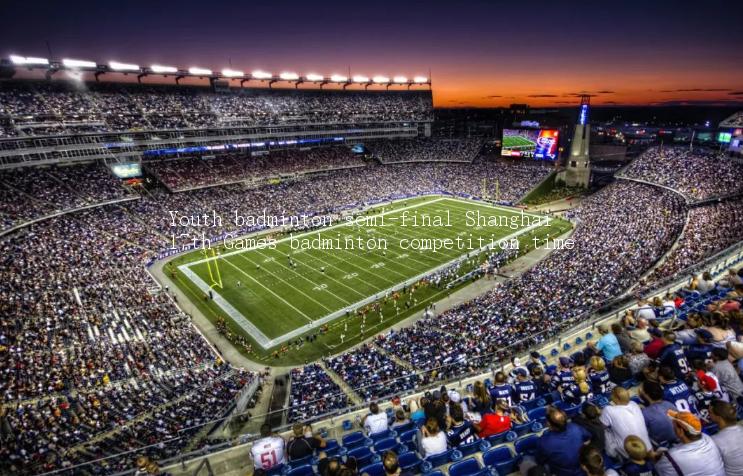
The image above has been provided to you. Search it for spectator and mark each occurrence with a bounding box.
[600,387,652,460]
[609,355,633,384]
[579,445,618,476]
[473,399,511,438]
[709,400,743,476]
[535,406,592,476]
[251,424,286,471]
[612,323,633,354]
[419,418,448,458]
[445,403,478,447]
[287,424,326,461]
[391,409,411,430]
[658,331,692,381]
[489,372,513,406]
[381,451,404,476]
[620,435,655,476]
[590,324,623,362]
[627,341,652,377]
[363,402,390,436]
[571,403,606,451]
[711,347,743,401]
[644,328,666,360]
[629,318,652,344]
[653,410,725,476]
[639,381,678,446]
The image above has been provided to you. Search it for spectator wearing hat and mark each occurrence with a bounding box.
[709,400,743,476]
[711,347,743,401]
[589,324,623,362]
[639,381,678,446]
[508,357,529,383]
[653,410,725,476]
[600,387,652,460]
[535,407,592,476]
[473,399,511,438]
[362,402,389,436]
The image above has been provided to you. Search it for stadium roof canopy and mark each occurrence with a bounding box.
[1,55,431,89]
[719,111,743,129]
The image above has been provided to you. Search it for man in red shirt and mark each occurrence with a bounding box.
[473,399,511,438]
[643,327,666,360]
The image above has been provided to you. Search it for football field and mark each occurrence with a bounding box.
[502,135,536,150]
[171,195,569,363]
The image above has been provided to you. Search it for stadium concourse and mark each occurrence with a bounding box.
[0,78,741,476]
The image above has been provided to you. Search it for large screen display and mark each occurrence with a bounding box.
[501,128,560,160]
[110,163,142,178]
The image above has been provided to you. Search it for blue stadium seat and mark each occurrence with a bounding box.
[484,378,493,388]
[266,464,287,476]
[398,451,423,473]
[564,403,583,418]
[427,472,445,476]
[514,435,540,457]
[373,437,398,454]
[393,422,415,434]
[527,406,547,424]
[324,439,342,458]
[370,429,396,442]
[359,462,385,476]
[482,447,520,476]
[421,449,462,471]
[550,348,559,357]
[703,423,719,435]
[458,439,489,457]
[619,378,638,389]
[448,457,486,476]
[347,446,378,467]
[485,431,510,446]
[288,455,313,469]
[287,465,315,476]
[342,420,354,431]
[520,398,545,411]
[562,343,571,351]
[343,431,370,449]
[511,421,533,436]
[398,428,418,451]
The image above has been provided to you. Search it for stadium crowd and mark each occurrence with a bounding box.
[255,268,743,476]
[619,146,743,201]
[0,81,433,137]
[642,197,743,288]
[371,139,483,164]
[146,148,366,191]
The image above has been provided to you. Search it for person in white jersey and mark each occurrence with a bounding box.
[653,410,725,476]
[362,402,389,436]
[251,424,287,471]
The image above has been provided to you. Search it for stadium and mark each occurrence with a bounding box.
[2,2,743,476]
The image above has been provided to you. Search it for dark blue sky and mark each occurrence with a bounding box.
[2,0,742,106]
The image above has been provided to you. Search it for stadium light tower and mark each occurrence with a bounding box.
[562,95,592,187]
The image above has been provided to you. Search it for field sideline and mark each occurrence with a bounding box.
[169,195,570,363]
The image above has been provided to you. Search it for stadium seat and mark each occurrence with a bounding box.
[514,435,540,457]
[373,437,398,454]
[398,451,423,473]
[342,431,370,449]
[511,421,534,436]
[398,429,418,452]
[448,457,488,476]
[359,462,385,476]
[347,446,378,467]
[287,465,315,476]
[393,422,415,434]
[527,407,547,424]
[370,429,396,442]
[485,431,510,446]
[482,447,520,476]
[324,439,342,458]
[421,449,462,472]
[342,420,354,431]
[564,403,583,418]
[458,439,489,457]
[288,455,313,469]
[520,398,545,411]
[267,464,287,476]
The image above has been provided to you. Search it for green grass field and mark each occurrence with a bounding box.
[503,135,536,151]
[168,196,570,365]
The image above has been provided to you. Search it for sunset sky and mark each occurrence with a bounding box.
[2,0,742,108]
